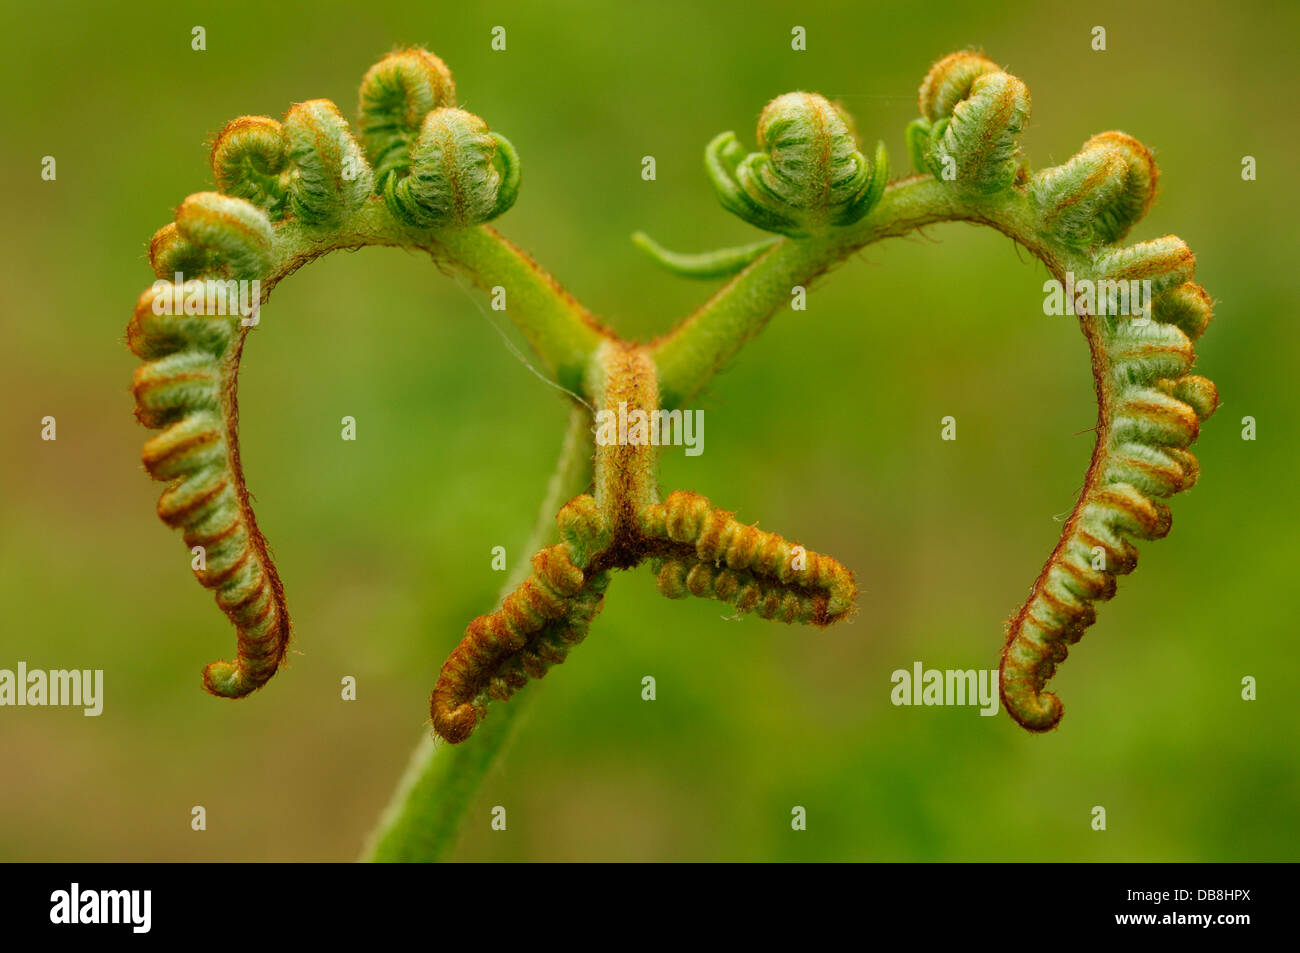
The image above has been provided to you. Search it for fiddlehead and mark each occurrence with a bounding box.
[120,41,1227,865]
[132,198,288,698]
[424,345,860,743]
[357,48,457,188]
[130,49,1223,868]
[383,107,520,228]
[210,102,374,226]
[429,497,611,744]
[284,100,375,224]
[135,105,379,696]
[642,491,857,626]
[901,53,1218,730]
[649,51,1218,732]
[129,48,602,701]
[905,51,1030,191]
[1029,131,1156,247]
[210,116,289,215]
[631,92,891,285]
[997,235,1216,730]
[706,91,889,237]
[137,93,387,696]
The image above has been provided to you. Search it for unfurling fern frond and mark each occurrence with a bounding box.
[130,276,290,698]
[131,45,1221,827]
[998,239,1216,730]
[642,490,857,626]
[130,49,530,699]
[429,496,611,743]
[980,90,1216,728]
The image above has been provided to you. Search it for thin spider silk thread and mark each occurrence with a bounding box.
[452,273,596,413]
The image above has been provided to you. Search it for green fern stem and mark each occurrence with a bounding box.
[364,406,593,862]
[130,46,1218,861]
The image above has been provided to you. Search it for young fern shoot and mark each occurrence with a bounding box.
[127,46,1217,856]
[644,52,1216,732]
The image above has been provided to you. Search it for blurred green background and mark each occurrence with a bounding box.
[1,0,1296,861]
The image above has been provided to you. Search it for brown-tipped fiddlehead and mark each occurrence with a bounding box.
[129,45,1218,860]
[129,49,858,736]
[130,48,529,698]
[427,342,858,743]
[645,50,1216,733]
[902,53,1217,730]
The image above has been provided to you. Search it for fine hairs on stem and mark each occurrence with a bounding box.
[127,47,1217,860]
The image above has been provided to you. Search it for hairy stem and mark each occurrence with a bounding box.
[363,404,594,861]
[588,342,661,543]
[132,48,1217,859]
[266,206,608,396]
[436,226,612,394]
[651,176,966,408]
[364,176,1100,859]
